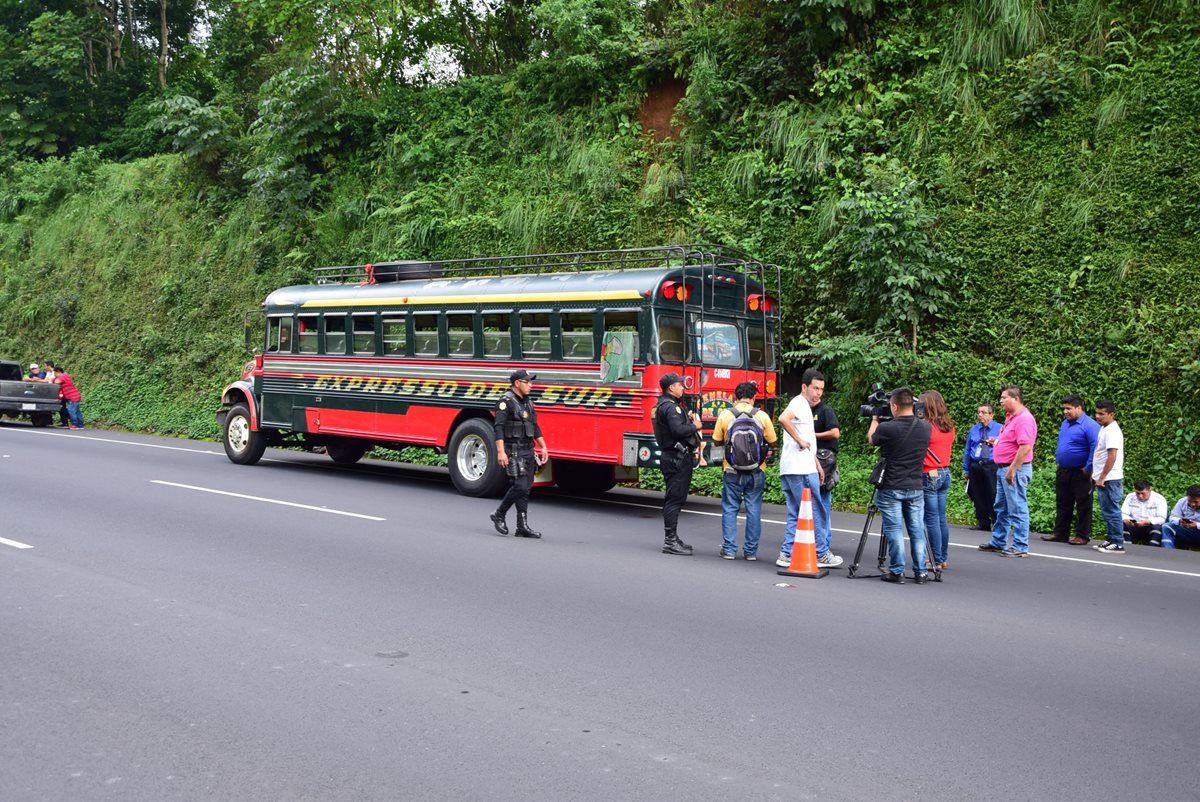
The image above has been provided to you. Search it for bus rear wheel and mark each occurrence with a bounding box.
[223,403,267,465]
[448,418,507,497]
[326,442,368,464]
[553,459,617,494]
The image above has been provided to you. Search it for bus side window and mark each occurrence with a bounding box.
[603,311,640,362]
[353,314,376,355]
[323,313,347,355]
[414,314,439,357]
[561,312,594,361]
[297,314,318,354]
[657,314,684,364]
[382,314,407,355]
[447,313,475,358]
[519,313,550,360]
[748,324,775,370]
[482,313,511,358]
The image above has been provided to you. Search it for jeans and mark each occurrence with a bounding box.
[65,400,84,428]
[876,488,928,576]
[1161,522,1200,549]
[991,462,1032,552]
[923,467,951,565]
[721,470,765,556]
[1096,479,1124,545]
[819,485,834,556]
[780,472,828,559]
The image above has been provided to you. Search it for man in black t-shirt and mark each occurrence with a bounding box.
[867,388,933,584]
[812,397,841,553]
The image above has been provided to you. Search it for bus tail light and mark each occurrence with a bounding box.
[661,281,693,302]
[254,354,264,371]
[747,294,775,313]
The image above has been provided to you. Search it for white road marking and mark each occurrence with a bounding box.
[0,536,34,549]
[150,480,386,521]
[2,427,222,454]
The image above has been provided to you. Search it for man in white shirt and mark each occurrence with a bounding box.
[1091,400,1126,554]
[1121,481,1167,545]
[776,369,841,568]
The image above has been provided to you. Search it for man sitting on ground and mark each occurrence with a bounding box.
[1121,480,1167,545]
[1162,486,1200,550]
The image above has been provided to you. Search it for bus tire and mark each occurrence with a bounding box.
[223,403,267,465]
[327,442,368,464]
[30,413,53,428]
[448,418,507,497]
[553,460,617,494]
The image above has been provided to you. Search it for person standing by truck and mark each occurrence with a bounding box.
[52,366,84,429]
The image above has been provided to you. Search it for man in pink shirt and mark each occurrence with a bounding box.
[979,384,1038,556]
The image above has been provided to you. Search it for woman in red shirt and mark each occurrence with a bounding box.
[920,390,956,571]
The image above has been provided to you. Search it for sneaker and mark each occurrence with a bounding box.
[912,573,930,584]
[1091,541,1111,551]
[1096,542,1125,554]
[720,550,736,560]
[1000,549,1029,558]
[881,572,905,584]
[978,543,1005,552]
[775,554,791,568]
[743,553,758,561]
[817,551,844,568]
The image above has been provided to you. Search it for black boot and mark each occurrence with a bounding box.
[662,529,693,555]
[515,512,542,539]
[490,507,509,536]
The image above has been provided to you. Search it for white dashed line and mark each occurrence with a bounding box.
[150,480,386,521]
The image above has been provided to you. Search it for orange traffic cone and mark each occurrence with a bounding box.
[777,487,828,579]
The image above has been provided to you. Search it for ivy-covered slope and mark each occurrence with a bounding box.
[0,2,1197,530]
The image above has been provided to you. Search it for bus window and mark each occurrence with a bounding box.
[297,314,318,354]
[561,312,594,361]
[382,314,407,355]
[520,313,551,360]
[657,314,684,364]
[692,318,741,367]
[414,314,439,357]
[447,313,475,358]
[353,314,376,355]
[323,313,347,355]
[748,324,776,370]
[603,311,640,361]
[482,313,512,358]
[267,316,292,352]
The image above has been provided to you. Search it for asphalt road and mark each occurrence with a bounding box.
[2,423,1199,801]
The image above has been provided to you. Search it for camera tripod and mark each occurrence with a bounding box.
[846,488,943,582]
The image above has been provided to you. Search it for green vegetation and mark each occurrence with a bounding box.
[1,0,1198,533]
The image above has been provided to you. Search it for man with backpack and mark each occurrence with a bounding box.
[777,370,842,568]
[710,381,778,560]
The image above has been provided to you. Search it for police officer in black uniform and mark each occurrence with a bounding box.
[654,372,702,555]
[490,368,548,538]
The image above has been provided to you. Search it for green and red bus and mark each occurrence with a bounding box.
[217,244,780,496]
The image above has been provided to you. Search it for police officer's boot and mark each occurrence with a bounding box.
[490,506,510,536]
[662,528,693,555]
[514,512,542,539]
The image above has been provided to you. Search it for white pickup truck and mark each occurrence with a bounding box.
[0,360,62,427]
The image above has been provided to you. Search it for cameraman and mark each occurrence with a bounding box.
[867,387,933,584]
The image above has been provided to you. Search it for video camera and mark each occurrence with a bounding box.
[858,383,925,422]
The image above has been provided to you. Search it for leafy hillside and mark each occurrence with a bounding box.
[1,0,1198,530]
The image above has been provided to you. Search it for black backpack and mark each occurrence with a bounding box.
[726,409,766,471]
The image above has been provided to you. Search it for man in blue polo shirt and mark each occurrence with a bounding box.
[1043,395,1100,545]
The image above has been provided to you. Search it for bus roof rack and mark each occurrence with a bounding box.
[312,244,773,285]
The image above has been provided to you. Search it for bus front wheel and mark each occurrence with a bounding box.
[223,403,267,465]
[448,418,507,497]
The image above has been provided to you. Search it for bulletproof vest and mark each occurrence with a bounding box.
[653,395,695,449]
[501,390,536,442]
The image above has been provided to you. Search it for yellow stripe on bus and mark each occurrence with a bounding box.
[297,289,644,308]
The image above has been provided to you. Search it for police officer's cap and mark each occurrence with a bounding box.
[659,372,685,391]
[509,368,537,383]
